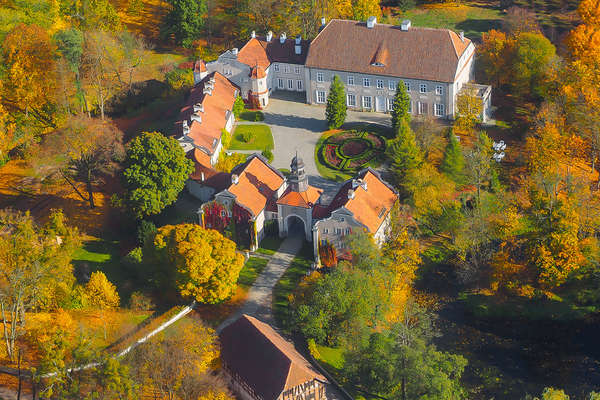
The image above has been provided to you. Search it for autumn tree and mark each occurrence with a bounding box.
[58,0,120,31]
[464,131,494,206]
[413,115,444,162]
[511,32,556,100]
[0,209,79,361]
[144,224,244,304]
[34,116,124,209]
[454,86,482,136]
[478,29,510,87]
[1,23,58,145]
[121,132,194,219]
[127,319,230,400]
[85,271,120,309]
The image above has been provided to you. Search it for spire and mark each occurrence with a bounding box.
[289,154,308,192]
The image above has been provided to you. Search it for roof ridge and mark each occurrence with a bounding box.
[448,30,459,59]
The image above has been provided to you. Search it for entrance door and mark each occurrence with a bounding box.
[375,96,385,112]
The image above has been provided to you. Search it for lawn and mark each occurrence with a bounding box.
[392,4,503,41]
[237,257,269,289]
[273,241,314,328]
[238,110,265,122]
[228,124,274,151]
[256,236,285,256]
[315,344,345,372]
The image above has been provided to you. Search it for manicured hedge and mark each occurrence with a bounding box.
[319,130,386,172]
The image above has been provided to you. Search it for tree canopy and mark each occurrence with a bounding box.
[325,75,347,129]
[121,132,194,219]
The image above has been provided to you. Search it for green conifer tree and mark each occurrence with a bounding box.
[388,119,423,197]
[391,81,411,132]
[326,75,347,129]
[440,130,465,183]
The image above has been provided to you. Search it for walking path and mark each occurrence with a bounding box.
[217,234,304,332]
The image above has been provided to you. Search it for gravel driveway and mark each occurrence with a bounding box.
[263,91,390,194]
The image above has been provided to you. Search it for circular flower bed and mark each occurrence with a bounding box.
[319,130,386,172]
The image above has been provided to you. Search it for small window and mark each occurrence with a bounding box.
[336,228,342,235]
[323,228,329,234]
[284,65,290,73]
[434,103,445,116]
[387,98,393,111]
[317,90,326,103]
[363,78,370,87]
[389,81,396,90]
[418,102,429,115]
[347,93,356,107]
[419,84,427,93]
[436,85,444,95]
[340,217,345,222]
[376,79,384,89]
[274,64,279,72]
[297,80,303,90]
[220,210,226,217]
[347,76,354,85]
[277,78,284,89]
[403,81,411,91]
[345,228,351,235]
[362,96,372,108]
[317,72,324,82]
[294,66,301,74]
[288,79,293,89]
[321,239,327,245]
[407,101,412,114]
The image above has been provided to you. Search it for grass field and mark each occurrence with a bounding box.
[273,242,313,328]
[237,257,269,289]
[256,236,285,256]
[229,124,274,151]
[315,344,345,372]
[392,4,503,41]
[238,110,265,122]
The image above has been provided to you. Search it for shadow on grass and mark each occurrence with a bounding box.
[456,19,502,40]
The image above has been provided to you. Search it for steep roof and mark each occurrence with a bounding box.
[227,155,285,217]
[326,168,398,233]
[177,72,238,157]
[237,36,310,69]
[304,19,472,83]
[250,65,267,79]
[220,315,327,400]
[277,186,322,208]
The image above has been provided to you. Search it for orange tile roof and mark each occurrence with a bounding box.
[227,155,285,217]
[237,38,271,69]
[277,186,322,208]
[219,315,327,400]
[328,169,397,233]
[193,148,212,169]
[178,72,238,157]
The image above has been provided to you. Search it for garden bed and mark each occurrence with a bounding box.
[318,130,386,173]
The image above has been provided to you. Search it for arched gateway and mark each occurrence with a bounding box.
[276,155,322,242]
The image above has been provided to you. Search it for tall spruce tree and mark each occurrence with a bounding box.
[326,75,347,129]
[391,81,411,132]
[440,130,465,183]
[388,119,423,197]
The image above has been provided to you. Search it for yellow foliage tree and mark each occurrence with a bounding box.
[147,224,245,304]
[85,271,120,309]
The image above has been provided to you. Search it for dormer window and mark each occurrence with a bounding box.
[371,62,385,67]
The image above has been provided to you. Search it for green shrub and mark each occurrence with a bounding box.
[221,129,232,148]
[262,149,274,162]
[241,130,255,143]
[165,68,194,93]
[137,220,157,246]
[233,96,245,118]
[254,111,265,121]
[308,338,321,359]
[123,247,143,265]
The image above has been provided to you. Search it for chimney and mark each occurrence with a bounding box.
[280,32,287,44]
[182,120,190,135]
[401,20,411,31]
[193,103,204,113]
[361,179,368,191]
[231,48,238,55]
[321,17,326,26]
[347,189,355,200]
[295,35,301,45]
[203,87,212,95]
[459,31,465,42]
[191,114,202,124]
[231,174,239,185]
[251,30,256,38]
[266,31,273,42]
[367,16,377,29]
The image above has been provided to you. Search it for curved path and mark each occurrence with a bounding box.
[217,234,304,332]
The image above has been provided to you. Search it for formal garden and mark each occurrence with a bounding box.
[315,128,387,181]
